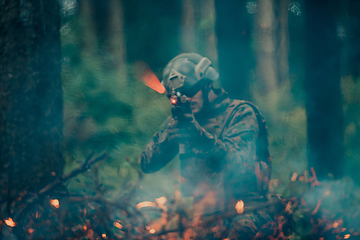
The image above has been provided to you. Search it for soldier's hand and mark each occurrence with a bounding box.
[174,113,194,122]
[166,116,201,144]
[166,118,190,143]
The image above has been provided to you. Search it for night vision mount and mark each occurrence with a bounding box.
[194,57,212,80]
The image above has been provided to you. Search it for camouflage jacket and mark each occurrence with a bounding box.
[139,89,271,202]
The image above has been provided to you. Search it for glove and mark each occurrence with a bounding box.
[164,114,227,168]
[167,111,217,147]
[166,114,195,144]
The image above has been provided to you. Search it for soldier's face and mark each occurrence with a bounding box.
[188,89,204,114]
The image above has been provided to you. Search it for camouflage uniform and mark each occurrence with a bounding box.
[139,88,272,238]
[224,210,274,240]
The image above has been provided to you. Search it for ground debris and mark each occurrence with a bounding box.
[1,162,360,239]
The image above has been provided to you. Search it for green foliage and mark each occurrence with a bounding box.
[277,173,360,239]
[341,75,360,183]
[252,81,308,192]
[58,0,360,222]
[60,11,171,197]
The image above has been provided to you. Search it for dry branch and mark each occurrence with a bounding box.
[4,152,109,221]
[39,152,109,195]
[129,199,282,240]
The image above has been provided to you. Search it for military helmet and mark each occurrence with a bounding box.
[161,53,219,98]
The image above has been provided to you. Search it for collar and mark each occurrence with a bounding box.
[194,88,230,120]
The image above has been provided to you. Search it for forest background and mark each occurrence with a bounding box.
[1,0,360,239]
[59,0,360,198]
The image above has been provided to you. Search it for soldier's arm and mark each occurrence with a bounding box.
[139,117,179,173]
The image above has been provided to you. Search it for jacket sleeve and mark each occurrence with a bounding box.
[139,117,179,173]
[196,104,259,174]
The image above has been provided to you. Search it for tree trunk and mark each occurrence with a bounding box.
[197,0,218,65]
[275,0,290,85]
[123,0,181,72]
[90,0,127,72]
[91,0,126,72]
[304,0,344,179]
[181,0,197,53]
[215,0,253,100]
[180,0,218,66]
[106,0,126,72]
[79,0,98,56]
[255,0,278,94]
[347,0,360,76]
[0,0,64,200]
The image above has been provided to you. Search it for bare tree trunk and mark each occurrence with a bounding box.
[106,0,126,72]
[123,0,181,71]
[181,0,197,53]
[198,0,218,65]
[275,0,290,85]
[304,0,344,179]
[91,0,126,72]
[347,0,360,76]
[79,0,98,56]
[0,0,64,199]
[215,0,253,100]
[255,0,278,93]
[180,0,218,67]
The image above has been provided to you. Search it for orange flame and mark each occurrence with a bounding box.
[136,201,156,209]
[156,196,167,208]
[332,219,343,229]
[149,229,156,234]
[235,200,244,214]
[5,218,16,227]
[28,228,34,234]
[102,233,107,238]
[325,189,330,196]
[285,201,292,213]
[50,199,60,208]
[114,222,123,229]
[83,225,87,230]
[133,61,165,94]
[291,173,297,182]
[344,234,350,239]
[175,190,181,201]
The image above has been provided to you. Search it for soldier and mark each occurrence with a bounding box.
[139,53,273,238]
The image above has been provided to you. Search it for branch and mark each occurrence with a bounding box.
[39,152,109,195]
[0,152,108,206]
[10,153,109,221]
[67,196,132,216]
[67,195,149,235]
[129,199,282,240]
[201,199,282,224]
